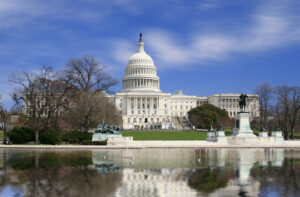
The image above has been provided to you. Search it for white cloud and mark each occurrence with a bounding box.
[112,40,136,64]
[145,30,193,65]
[0,0,112,28]
[110,0,300,69]
[197,0,221,10]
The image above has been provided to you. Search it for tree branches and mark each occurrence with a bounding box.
[64,56,117,93]
[0,95,9,144]
[9,56,121,141]
[255,83,300,140]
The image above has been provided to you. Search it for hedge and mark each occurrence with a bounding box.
[82,140,107,145]
[39,129,61,145]
[61,130,93,144]
[8,127,35,144]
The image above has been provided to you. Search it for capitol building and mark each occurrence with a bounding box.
[110,34,259,130]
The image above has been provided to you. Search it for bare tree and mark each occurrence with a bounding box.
[9,66,73,143]
[10,70,44,143]
[64,56,117,93]
[63,56,119,131]
[275,86,300,139]
[254,83,273,129]
[65,92,122,131]
[0,96,9,144]
[38,68,74,129]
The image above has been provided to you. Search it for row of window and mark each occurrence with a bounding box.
[127,117,170,123]
[171,100,194,104]
[127,68,155,75]
[129,59,152,64]
[197,101,208,105]
[131,103,158,109]
[171,105,193,110]
[130,110,160,115]
[131,98,158,102]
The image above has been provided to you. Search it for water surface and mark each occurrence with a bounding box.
[0,148,299,197]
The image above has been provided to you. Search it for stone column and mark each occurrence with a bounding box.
[150,98,153,116]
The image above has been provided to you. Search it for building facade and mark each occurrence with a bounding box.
[111,35,259,130]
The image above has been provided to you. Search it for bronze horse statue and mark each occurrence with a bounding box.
[239,94,248,111]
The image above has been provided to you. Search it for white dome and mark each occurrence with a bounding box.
[128,51,154,65]
[121,34,160,93]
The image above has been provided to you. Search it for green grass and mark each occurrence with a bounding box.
[294,132,300,137]
[121,131,207,140]
[0,130,3,139]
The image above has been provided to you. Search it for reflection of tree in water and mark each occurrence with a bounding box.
[250,158,300,196]
[188,167,234,194]
[0,150,122,197]
[7,151,93,170]
[23,167,121,197]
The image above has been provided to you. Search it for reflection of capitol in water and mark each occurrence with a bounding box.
[115,168,197,197]
[91,148,285,197]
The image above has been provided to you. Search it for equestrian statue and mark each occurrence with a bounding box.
[95,120,120,135]
[239,94,248,111]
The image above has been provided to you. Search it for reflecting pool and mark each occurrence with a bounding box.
[0,148,299,197]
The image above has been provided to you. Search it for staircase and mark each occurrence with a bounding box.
[171,117,183,130]
[178,117,193,130]
[171,117,193,130]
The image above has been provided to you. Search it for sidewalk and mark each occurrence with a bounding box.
[0,140,300,149]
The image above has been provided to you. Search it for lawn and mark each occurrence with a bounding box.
[121,131,207,140]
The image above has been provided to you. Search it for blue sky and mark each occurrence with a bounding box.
[0,0,300,107]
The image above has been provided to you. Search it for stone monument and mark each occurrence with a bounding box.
[272,126,285,144]
[231,112,257,137]
[259,126,268,137]
[215,124,227,143]
[92,121,122,141]
[211,93,285,145]
[206,125,216,142]
[92,121,133,145]
[232,94,256,137]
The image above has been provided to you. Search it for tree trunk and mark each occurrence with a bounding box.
[3,122,7,144]
[291,128,295,140]
[34,121,39,144]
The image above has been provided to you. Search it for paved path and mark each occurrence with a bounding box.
[1,140,300,149]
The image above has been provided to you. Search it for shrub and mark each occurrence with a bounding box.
[8,127,35,144]
[61,130,93,144]
[82,140,107,145]
[188,104,232,129]
[39,129,61,145]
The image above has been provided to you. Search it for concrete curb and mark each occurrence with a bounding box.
[1,140,300,149]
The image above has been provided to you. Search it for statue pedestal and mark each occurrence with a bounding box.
[259,132,268,137]
[92,133,122,141]
[206,131,216,142]
[215,130,227,144]
[272,130,284,144]
[107,136,133,145]
[232,112,256,137]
